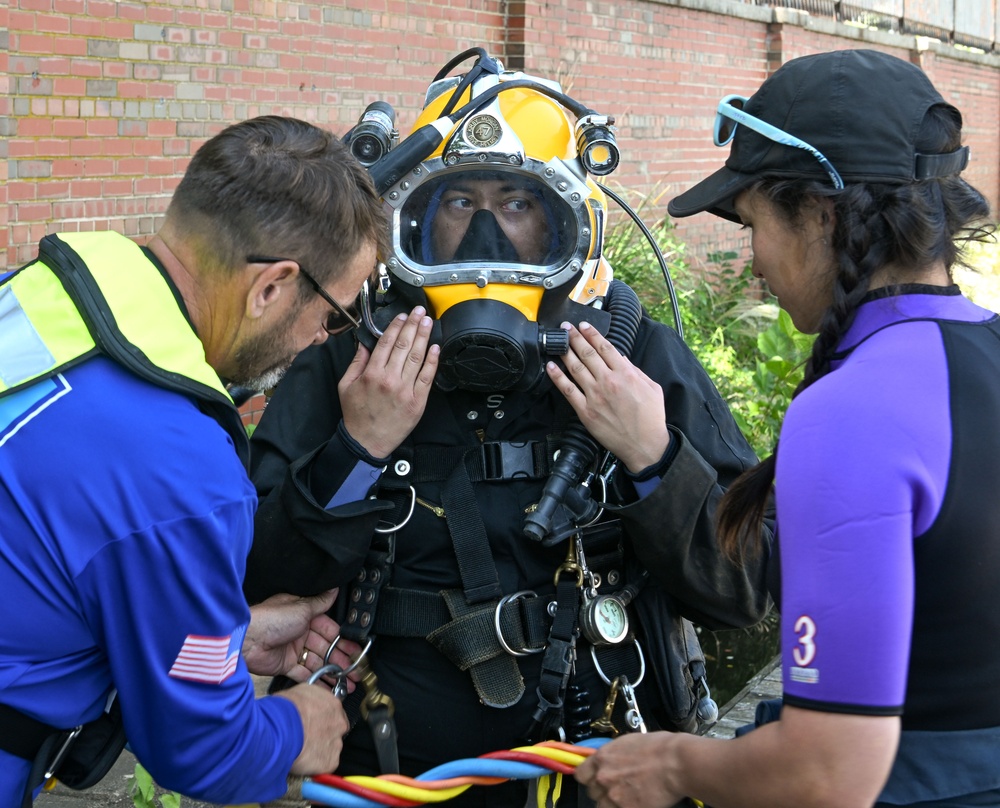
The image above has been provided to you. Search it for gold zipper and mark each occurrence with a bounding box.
[415,496,446,518]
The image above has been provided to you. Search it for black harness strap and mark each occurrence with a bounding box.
[339,534,393,645]
[336,532,399,775]
[439,453,503,604]
[529,574,580,740]
[375,586,553,651]
[1,696,126,807]
[406,439,554,484]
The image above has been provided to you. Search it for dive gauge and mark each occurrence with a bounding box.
[579,594,629,646]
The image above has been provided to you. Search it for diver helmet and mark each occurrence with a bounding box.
[355,51,620,393]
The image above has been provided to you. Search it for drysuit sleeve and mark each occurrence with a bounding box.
[245,337,393,604]
[609,317,773,630]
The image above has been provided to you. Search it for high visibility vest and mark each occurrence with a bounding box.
[0,231,248,464]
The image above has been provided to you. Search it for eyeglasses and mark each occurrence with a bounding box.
[714,94,844,190]
[246,255,362,335]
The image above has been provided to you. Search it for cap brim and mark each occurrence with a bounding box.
[667,165,757,223]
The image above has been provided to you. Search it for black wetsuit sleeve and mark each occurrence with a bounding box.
[243,337,391,604]
[610,318,774,630]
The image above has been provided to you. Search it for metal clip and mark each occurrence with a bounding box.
[307,663,349,699]
[354,652,395,720]
[553,537,586,587]
[590,677,621,737]
[309,636,374,700]
[44,725,83,781]
[619,678,648,734]
[351,649,400,774]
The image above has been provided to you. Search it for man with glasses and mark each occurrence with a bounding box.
[0,115,386,806]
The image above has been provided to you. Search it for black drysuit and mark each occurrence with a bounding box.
[245,310,772,806]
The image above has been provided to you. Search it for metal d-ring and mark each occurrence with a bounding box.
[494,590,542,657]
[373,485,416,534]
[325,635,374,670]
[591,639,646,687]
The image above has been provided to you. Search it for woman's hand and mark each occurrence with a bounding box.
[339,307,439,459]
[575,732,683,808]
[546,321,670,473]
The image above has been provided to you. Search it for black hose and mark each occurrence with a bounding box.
[598,182,683,340]
[522,280,643,544]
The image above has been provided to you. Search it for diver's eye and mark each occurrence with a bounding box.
[500,198,531,214]
[442,196,474,212]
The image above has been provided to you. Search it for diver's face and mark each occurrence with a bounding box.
[431,179,550,263]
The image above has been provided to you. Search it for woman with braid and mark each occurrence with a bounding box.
[575,49,1000,808]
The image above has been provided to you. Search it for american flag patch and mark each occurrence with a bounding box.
[168,629,243,684]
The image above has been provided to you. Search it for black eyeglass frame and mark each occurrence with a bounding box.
[246,255,363,335]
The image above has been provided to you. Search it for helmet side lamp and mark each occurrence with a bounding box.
[345,101,399,167]
[575,114,620,176]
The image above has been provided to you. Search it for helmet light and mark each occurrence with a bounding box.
[575,114,620,176]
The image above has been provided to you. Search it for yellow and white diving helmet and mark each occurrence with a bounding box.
[355,50,620,392]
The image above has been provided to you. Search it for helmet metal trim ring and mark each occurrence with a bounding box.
[384,155,597,293]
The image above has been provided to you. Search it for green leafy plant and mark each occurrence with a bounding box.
[131,763,182,808]
[737,309,815,455]
[956,237,1000,311]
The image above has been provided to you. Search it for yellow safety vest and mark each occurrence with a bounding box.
[0,231,248,463]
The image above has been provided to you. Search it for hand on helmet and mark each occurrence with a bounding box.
[339,306,439,459]
[546,321,670,474]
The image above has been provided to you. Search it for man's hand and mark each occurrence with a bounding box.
[575,732,683,808]
[340,306,439,459]
[243,590,360,686]
[546,321,670,474]
[274,683,351,775]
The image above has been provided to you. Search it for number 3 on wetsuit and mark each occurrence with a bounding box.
[793,614,817,667]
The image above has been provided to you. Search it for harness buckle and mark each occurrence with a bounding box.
[482,441,537,480]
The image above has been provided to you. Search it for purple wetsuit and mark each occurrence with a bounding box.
[776,285,1000,804]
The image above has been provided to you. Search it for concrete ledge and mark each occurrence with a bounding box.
[701,654,782,740]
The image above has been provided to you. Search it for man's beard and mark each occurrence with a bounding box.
[229,312,300,393]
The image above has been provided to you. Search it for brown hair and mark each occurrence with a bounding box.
[166,115,388,287]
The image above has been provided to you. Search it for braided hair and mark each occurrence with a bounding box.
[717,103,994,560]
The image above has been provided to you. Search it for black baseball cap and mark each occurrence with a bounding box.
[668,49,970,222]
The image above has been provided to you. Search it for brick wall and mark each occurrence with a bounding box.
[5,0,1000,428]
[5,0,998,273]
